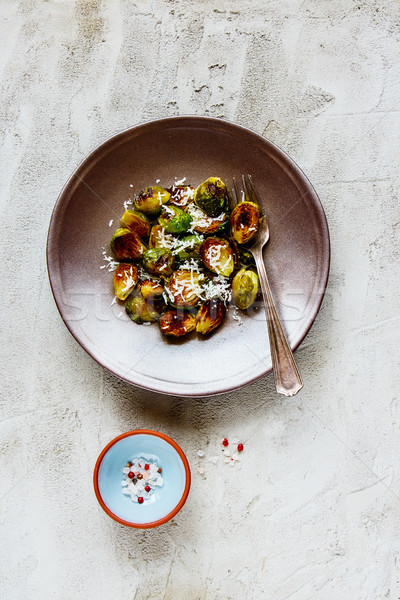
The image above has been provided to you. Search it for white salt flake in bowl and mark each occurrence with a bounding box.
[122,458,164,504]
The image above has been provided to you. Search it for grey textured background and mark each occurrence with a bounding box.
[1,1,400,598]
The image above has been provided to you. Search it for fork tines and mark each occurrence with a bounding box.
[230,175,260,208]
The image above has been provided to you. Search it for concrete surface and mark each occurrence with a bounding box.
[1,1,400,598]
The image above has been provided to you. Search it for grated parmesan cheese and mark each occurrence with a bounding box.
[198,275,231,304]
[123,198,133,211]
[102,254,119,272]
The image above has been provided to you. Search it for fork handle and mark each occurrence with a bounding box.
[253,252,303,397]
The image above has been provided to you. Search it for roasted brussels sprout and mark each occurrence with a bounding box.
[194,177,229,217]
[111,228,146,261]
[158,206,192,234]
[125,295,160,324]
[120,209,151,240]
[230,201,261,245]
[196,299,226,335]
[142,248,175,277]
[159,309,196,337]
[199,237,236,277]
[165,270,204,307]
[113,263,139,300]
[167,185,195,208]
[231,268,259,309]
[133,186,171,215]
[138,279,164,299]
[186,203,228,234]
[148,224,175,249]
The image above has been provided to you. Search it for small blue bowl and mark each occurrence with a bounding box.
[93,430,191,528]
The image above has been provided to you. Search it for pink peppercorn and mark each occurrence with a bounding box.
[128,471,134,479]
[144,485,150,492]
[144,464,150,471]
[138,497,144,504]
[237,443,244,452]
[222,438,229,447]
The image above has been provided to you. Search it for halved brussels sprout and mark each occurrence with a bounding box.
[194,177,228,217]
[120,209,151,240]
[139,279,164,299]
[230,201,262,244]
[133,186,170,215]
[165,270,204,307]
[231,268,259,310]
[199,237,236,277]
[167,185,195,208]
[196,299,226,335]
[125,295,160,324]
[158,205,192,234]
[186,203,228,234]
[159,309,196,337]
[142,248,175,277]
[111,228,146,261]
[148,224,175,249]
[113,263,139,300]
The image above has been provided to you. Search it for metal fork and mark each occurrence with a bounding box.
[231,175,303,397]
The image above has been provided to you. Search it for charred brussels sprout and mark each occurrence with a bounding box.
[186,203,228,234]
[149,224,175,249]
[230,201,261,245]
[113,263,139,300]
[166,270,204,307]
[231,268,259,310]
[120,209,151,240]
[159,309,196,337]
[199,237,236,277]
[167,185,195,208]
[158,206,192,234]
[125,295,160,324]
[111,228,146,261]
[196,299,226,335]
[138,279,164,299]
[133,186,170,215]
[142,248,175,277]
[194,177,228,217]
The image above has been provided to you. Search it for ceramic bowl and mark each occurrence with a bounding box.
[47,116,330,397]
[93,430,191,528]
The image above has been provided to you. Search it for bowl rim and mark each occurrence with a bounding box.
[93,429,191,528]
